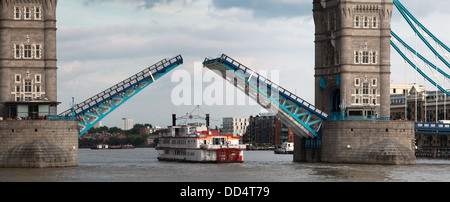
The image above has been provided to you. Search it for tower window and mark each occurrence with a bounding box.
[23,45,32,59]
[363,98,369,104]
[35,7,41,20]
[14,7,21,19]
[372,79,377,86]
[354,51,361,64]
[35,45,41,59]
[25,81,32,92]
[354,16,360,28]
[363,16,369,28]
[355,78,360,86]
[363,84,369,95]
[371,51,378,64]
[15,74,21,83]
[35,74,41,83]
[24,7,31,20]
[14,44,21,59]
[362,51,369,64]
[372,17,378,28]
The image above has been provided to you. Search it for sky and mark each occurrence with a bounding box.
[56,0,450,128]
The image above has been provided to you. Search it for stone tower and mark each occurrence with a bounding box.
[313,0,392,119]
[0,0,58,119]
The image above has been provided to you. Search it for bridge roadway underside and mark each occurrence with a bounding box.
[294,120,417,165]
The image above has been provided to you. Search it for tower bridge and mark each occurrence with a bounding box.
[1,0,449,167]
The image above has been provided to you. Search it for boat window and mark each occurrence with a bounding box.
[213,137,226,145]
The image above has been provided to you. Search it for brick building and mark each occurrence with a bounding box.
[244,113,294,146]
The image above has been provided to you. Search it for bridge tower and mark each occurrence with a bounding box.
[314,0,391,119]
[0,0,79,169]
[298,0,417,164]
[0,0,59,119]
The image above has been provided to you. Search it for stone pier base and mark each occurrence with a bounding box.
[0,120,79,168]
[294,120,416,165]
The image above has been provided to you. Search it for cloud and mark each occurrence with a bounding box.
[210,0,312,19]
[59,0,450,127]
[82,0,196,9]
[81,0,313,19]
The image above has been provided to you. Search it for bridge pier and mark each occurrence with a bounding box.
[0,120,79,168]
[293,136,321,163]
[294,120,416,165]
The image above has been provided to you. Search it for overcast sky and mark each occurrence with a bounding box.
[56,0,450,128]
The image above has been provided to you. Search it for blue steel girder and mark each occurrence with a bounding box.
[394,0,450,65]
[203,54,329,138]
[391,31,450,81]
[60,55,183,137]
[390,39,450,96]
[391,0,450,97]
[415,122,450,134]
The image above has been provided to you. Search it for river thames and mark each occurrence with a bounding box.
[0,148,449,182]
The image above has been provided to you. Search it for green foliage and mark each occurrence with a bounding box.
[84,123,156,147]
[87,123,153,135]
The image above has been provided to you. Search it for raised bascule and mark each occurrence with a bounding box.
[58,55,183,136]
[0,0,448,167]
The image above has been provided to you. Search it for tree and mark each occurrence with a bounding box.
[126,123,144,135]
[108,126,123,134]
[87,126,109,134]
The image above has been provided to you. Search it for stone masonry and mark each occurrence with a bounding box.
[0,120,78,168]
[321,120,416,165]
[0,0,59,118]
[314,0,392,118]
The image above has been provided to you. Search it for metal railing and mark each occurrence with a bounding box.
[415,122,450,132]
[59,55,183,117]
[330,112,389,121]
[207,54,329,120]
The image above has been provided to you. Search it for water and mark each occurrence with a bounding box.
[0,148,449,182]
